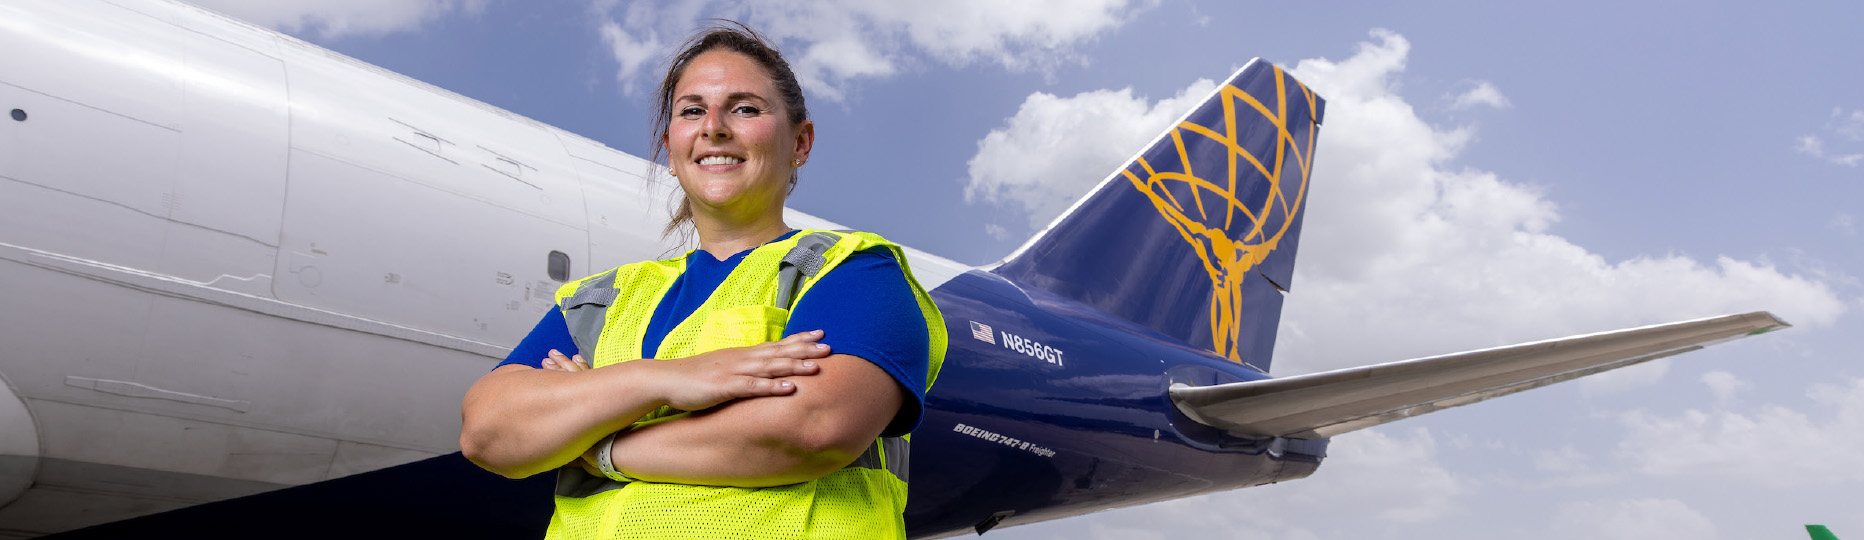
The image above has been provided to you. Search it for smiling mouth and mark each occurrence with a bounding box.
[698,156,744,166]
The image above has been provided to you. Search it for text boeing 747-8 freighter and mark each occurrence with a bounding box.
[0,1,1789,537]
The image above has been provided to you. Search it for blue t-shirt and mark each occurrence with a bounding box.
[499,232,931,436]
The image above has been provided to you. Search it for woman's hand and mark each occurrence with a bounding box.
[539,349,591,372]
[538,330,831,412]
[651,330,833,411]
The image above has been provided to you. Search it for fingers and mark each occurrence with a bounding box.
[541,349,589,373]
[760,330,832,362]
[738,376,797,397]
[739,331,827,378]
[652,333,832,410]
[776,329,825,344]
[655,353,820,411]
[751,357,818,378]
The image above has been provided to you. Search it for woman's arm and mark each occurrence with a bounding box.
[459,331,830,479]
[598,351,904,487]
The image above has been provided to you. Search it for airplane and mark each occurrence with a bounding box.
[1811,525,1844,540]
[0,0,1791,538]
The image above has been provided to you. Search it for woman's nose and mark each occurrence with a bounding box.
[701,107,730,140]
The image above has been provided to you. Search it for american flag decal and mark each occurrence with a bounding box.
[970,321,995,344]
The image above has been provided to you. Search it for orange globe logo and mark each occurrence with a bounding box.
[1120,65,1319,364]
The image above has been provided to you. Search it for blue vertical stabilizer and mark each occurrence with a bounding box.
[993,60,1325,371]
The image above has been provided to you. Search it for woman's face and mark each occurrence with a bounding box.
[664,50,813,221]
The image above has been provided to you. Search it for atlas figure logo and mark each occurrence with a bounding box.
[1122,65,1319,363]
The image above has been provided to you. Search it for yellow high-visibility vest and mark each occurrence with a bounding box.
[544,230,947,540]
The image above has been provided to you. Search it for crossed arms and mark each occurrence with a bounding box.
[459,330,905,487]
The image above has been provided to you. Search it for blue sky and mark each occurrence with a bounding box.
[187,0,1864,537]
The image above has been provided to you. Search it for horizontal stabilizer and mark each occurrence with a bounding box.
[1169,312,1789,439]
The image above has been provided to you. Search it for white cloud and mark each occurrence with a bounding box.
[1832,213,1856,236]
[962,80,1219,229]
[598,20,665,94]
[589,0,1152,99]
[1833,107,1864,141]
[1336,428,1467,523]
[990,427,1464,540]
[1796,134,1861,166]
[1797,134,1827,157]
[1447,80,1511,110]
[1531,444,1616,487]
[1533,444,1587,473]
[1700,370,1751,403]
[1550,498,1720,540]
[184,0,486,39]
[1795,109,1864,166]
[1614,378,1864,488]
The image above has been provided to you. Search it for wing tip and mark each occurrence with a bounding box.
[1743,310,1792,335]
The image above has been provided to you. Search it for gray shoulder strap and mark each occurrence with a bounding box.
[561,269,619,363]
[843,436,909,483]
[775,231,842,309]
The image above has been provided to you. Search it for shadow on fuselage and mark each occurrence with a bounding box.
[41,453,553,539]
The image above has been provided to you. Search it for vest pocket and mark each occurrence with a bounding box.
[693,305,790,354]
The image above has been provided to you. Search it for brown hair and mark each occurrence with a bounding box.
[651,20,809,243]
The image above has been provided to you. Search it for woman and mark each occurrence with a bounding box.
[459,22,946,540]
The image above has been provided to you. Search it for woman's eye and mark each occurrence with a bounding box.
[679,106,705,118]
[732,105,761,116]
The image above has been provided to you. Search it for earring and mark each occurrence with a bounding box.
[792,159,803,167]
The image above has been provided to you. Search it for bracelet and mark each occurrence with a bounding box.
[595,432,635,483]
